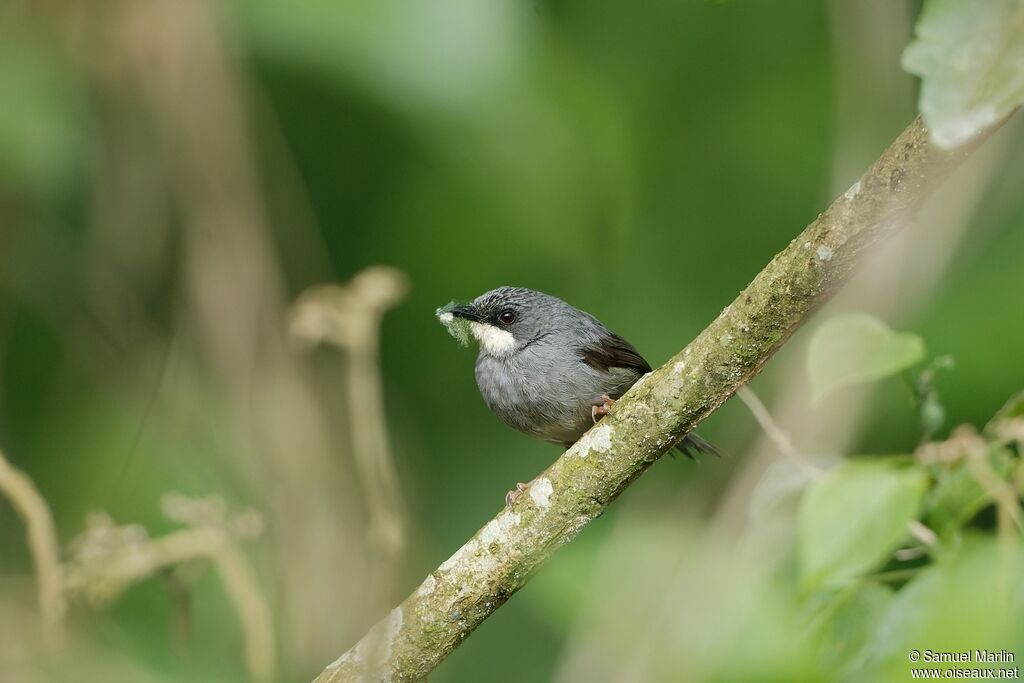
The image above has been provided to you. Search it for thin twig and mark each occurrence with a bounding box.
[64,504,276,683]
[737,387,821,479]
[212,542,276,683]
[65,525,228,604]
[289,267,410,557]
[964,432,1023,537]
[0,449,65,643]
[906,519,938,547]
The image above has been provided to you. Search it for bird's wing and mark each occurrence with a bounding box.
[579,332,652,374]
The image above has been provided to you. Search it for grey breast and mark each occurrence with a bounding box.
[475,339,641,446]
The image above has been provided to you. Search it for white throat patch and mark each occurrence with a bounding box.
[470,322,516,357]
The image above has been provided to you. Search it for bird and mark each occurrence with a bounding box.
[438,286,718,504]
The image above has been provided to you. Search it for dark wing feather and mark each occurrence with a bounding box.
[580,333,652,374]
[582,333,721,459]
[675,433,721,460]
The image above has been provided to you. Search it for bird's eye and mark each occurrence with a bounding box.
[498,309,516,325]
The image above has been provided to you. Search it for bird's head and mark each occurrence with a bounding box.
[437,286,565,358]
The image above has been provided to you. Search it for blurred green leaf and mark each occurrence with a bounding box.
[919,392,946,437]
[909,355,955,439]
[807,314,926,401]
[816,583,895,678]
[858,537,1024,679]
[549,520,827,683]
[923,447,1016,537]
[241,0,526,114]
[902,0,1024,148]
[799,460,928,589]
[991,388,1024,422]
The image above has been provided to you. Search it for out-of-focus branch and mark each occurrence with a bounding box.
[0,446,275,681]
[314,115,1011,683]
[64,520,227,604]
[736,387,820,479]
[211,539,277,683]
[63,494,274,682]
[0,449,65,643]
[289,266,410,557]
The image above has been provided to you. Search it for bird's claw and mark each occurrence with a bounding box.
[591,394,616,424]
[505,482,529,507]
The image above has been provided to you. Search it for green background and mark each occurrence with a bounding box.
[1,1,1022,681]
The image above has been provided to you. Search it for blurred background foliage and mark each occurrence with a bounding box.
[0,0,1022,681]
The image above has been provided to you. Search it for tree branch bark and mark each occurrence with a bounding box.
[314,115,1011,683]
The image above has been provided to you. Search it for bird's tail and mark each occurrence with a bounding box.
[674,432,720,460]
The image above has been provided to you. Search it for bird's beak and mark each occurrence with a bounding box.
[450,305,482,322]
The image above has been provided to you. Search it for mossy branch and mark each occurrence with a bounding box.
[314,116,1011,683]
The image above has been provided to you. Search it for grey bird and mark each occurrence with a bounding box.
[439,286,717,503]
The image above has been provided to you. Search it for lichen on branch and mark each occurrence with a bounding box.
[314,115,1012,683]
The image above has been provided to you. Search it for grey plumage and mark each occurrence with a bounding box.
[443,286,717,457]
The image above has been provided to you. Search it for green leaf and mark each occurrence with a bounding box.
[436,300,474,346]
[817,583,895,678]
[919,391,946,437]
[798,459,928,590]
[902,0,1024,148]
[807,314,926,401]
[923,447,1016,537]
[859,537,1024,680]
[991,388,1024,422]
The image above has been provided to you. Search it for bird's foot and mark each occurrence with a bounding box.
[505,475,545,506]
[505,482,530,507]
[590,394,616,424]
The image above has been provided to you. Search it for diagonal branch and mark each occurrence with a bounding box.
[314,115,1011,683]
